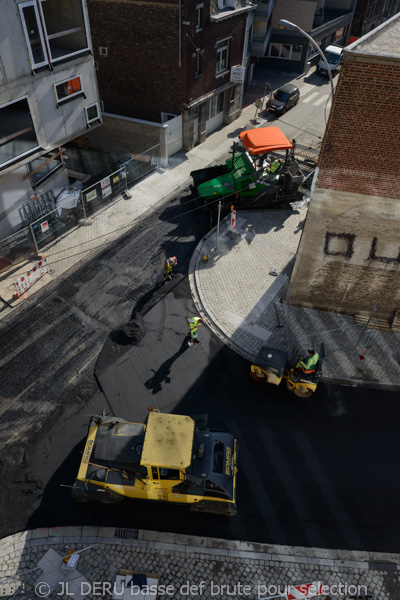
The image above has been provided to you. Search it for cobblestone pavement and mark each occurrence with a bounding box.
[0,527,399,600]
[189,210,400,390]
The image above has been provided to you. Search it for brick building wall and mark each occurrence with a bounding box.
[184,3,246,101]
[288,50,400,321]
[88,0,184,122]
[89,0,247,123]
[85,116,161,154]
[317,58,400,199]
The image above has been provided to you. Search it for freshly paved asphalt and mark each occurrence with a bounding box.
[0,192,398,553]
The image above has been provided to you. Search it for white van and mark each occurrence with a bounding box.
[317,45,343,76]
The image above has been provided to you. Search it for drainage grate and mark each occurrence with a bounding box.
[356,382,374,389]
[114,528,138,539]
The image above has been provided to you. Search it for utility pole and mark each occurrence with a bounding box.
[216,201,222,250]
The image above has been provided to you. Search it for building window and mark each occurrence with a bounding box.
[19,0,90,69]
[195,49,201,77]
[216,38,229,74]
[196,5,203,30]
[268,43,302,60]
[27,151,63,186]
[99,46,108,56]
[85,102,101,125]
[19,1,48,69]
[54,76,83,104]
[0,98,40,169]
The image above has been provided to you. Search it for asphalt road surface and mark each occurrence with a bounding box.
[0,189,398,554]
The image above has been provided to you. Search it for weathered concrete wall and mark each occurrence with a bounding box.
[85,115,161,156]
[0,1,100,174]
[289,189,400,319]
[289,48,400,321]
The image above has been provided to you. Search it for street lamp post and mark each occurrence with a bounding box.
[278,19,335,101]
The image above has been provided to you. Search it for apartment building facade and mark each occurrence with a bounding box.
[288,14,400,323]
[351,0,400,37]
[87,0,255,156]
[0,0,101,242]
[257,0,357,73]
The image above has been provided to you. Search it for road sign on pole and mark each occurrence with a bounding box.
[230,205,236,232]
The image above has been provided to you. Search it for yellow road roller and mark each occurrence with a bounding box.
[71,409,238,515]
[250,344,325,398]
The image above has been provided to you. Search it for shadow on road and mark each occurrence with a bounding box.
[145,335,192,394]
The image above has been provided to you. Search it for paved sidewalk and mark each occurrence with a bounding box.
[0,526,399,600]
[189,211,400,390]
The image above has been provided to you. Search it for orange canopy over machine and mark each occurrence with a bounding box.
[239,127,293,156]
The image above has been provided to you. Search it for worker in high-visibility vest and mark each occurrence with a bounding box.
[267,159,282,175]
[296,350,319,374]
[187,316,202,346]
[163,256,177,281]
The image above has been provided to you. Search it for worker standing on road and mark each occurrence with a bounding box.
[296,349,319,374]
[163,256,177,281]
[187,316,202,346]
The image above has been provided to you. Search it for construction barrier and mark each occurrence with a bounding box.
[14,256,50,298]
[230,206,237,232]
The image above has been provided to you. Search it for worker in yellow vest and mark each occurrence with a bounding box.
[187,316,202,347]
[296,350,319,374]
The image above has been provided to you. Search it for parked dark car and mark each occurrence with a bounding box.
[268,84,300,115]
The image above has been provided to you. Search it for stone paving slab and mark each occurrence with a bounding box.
[189,210,400,390]
[0,528,399,600]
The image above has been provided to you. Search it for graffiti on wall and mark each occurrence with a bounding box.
[324,233,400,264]
[369,237,400,264]
[324,233,356,259]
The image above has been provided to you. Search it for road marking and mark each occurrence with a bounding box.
[257,426,327,548]
[302,92,319,104]
[313,95,330,106]
[291,430,364,549]
[225,418,288,544]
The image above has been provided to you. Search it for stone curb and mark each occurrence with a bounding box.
[189,217,255,364]
[188,218,400,391]
[1,528,400,573]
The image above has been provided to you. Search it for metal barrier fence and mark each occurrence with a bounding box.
[0,228,37,274]
[27,144,161,251]
[80,165,127,219]
[0,143,162,261]
[29,193,87,252]
[124,144,161,186]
